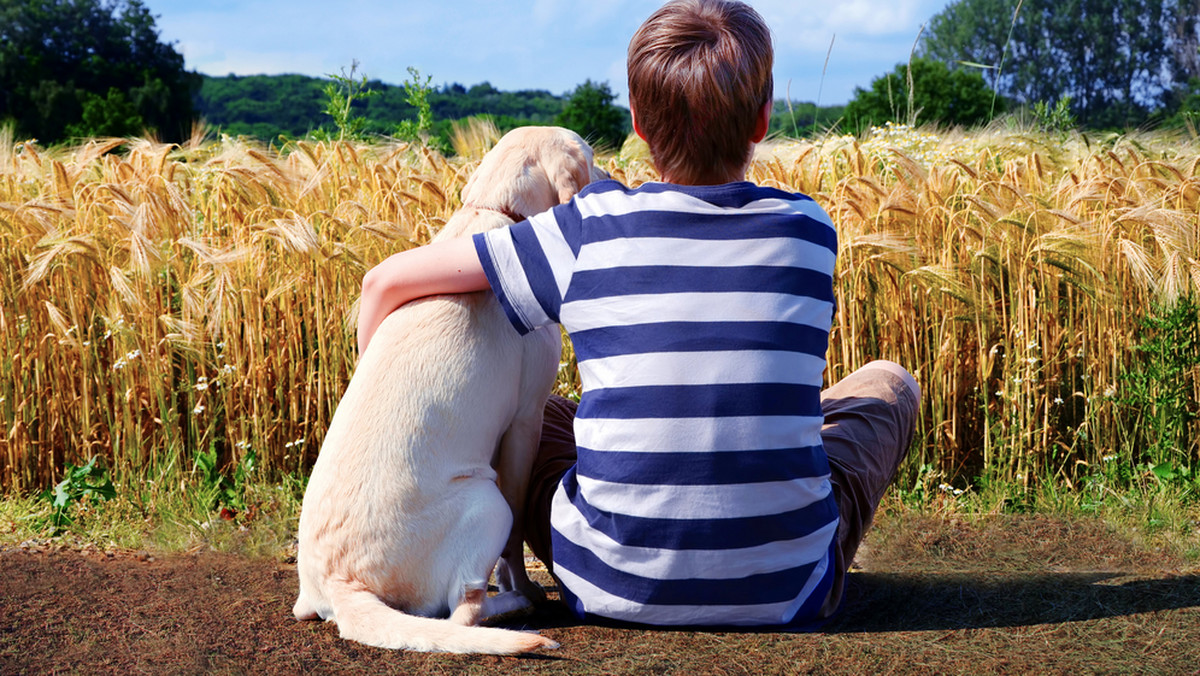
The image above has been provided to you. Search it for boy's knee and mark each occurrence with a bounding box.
[860,360,921,404]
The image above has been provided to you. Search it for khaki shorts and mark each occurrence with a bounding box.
[523,360,921,620]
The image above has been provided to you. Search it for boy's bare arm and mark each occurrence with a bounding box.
[357,236,489,354]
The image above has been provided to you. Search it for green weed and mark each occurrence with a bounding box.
[40,457,116,535]
[194,446,258,520]
[318,60,378,141]
[1118,294,1200,479]
[395,66,436,144]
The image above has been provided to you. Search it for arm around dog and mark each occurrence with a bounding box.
[357,236,489,354]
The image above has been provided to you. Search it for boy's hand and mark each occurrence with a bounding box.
[356,236,489,354]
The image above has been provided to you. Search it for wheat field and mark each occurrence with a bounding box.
[1,121,1197,494]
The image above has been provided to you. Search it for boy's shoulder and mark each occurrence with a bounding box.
[577,178,817,208]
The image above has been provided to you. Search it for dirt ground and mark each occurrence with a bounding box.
[3,512,1198,675]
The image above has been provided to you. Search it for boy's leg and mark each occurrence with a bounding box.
[523,395,579,570]
[818,360,920,618]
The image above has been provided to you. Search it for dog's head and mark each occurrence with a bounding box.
[461,126,601,221]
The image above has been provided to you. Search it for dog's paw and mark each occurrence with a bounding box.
[480,590,537,624]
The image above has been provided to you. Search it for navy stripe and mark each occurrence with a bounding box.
[507,220,562,322]
[548,198,585,257]
[565,265,833,303]
[551,531,823,606]
[571,321,830,361]
[577,383,822,419]
[473,233,531,334]
[576,445,830,486]
[561,469,839,550]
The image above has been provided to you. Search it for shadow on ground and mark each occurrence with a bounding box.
[830,571,1200,632]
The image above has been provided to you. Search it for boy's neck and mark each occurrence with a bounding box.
[661,168,749,186]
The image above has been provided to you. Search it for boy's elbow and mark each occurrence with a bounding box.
[360,264,382,299]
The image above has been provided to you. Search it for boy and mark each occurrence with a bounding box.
[357,0,919,628]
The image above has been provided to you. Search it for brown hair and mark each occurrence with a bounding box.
[627,0,773,185]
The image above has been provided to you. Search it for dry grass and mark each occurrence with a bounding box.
[1,122,1198,494]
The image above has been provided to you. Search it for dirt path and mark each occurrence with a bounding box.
[3,513,1198,675]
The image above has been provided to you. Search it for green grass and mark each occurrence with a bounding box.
[0,471,305,558]
[3,466,1197,568]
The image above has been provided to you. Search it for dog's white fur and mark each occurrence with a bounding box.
[293,127,600,654]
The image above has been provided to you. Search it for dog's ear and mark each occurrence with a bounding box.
[545,137,597,205]
[460,165,481,204]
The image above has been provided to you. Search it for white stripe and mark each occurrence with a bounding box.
[574,415,824,453]
[561,291,833,332]
[577,184,835,229]
[526,210,576,299]
[482,229,551,330]
[553,562,829,626]
[573,474,831,520]
[575,236,836,272]
[577,350,827,389]
[790,198,837,228]
[551,494,838,581]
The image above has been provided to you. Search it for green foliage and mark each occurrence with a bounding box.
[1032,95,1076,137]
[919,0,1200,129]
[197,74,327,139]
[554,79,630,151]
[1164,77,1200,131]
[194,447,258,518]
[39,456,116,534]
[843,58,1001,134]
[769,100,846,139]
[0,0,199,143]
[395,67,436,143]
[196,74,579,149]
[65,87,145,138]
[315,61,379,142]
[1118,295,1200,478]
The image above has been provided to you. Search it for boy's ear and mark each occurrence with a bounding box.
[631,107,649,143]
[752,100,771,143]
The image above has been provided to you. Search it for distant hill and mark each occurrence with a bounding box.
[195,73,844,145]
[196,74,580,142]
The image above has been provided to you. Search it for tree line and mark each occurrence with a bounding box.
[846,0,1200,132]
[197,73,632,150]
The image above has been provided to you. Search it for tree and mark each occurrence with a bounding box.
[919,0,1200,128]
[555,80,630,150]
[0,0,199,142]
[843,58,1002,133]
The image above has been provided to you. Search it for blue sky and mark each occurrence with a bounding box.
[142,0,953,106]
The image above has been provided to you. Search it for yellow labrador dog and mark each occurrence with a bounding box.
[293,127,600,654]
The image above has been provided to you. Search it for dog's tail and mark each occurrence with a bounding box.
[327,583,557,654]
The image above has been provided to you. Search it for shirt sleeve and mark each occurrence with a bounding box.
[472,205,579,335]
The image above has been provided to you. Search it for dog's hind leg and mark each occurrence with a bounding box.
[441,480,536,624]
[492,416,547,603]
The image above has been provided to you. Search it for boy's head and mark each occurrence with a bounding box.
[627,0,773,185]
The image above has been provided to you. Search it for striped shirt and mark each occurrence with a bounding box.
[473,179,839,627]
